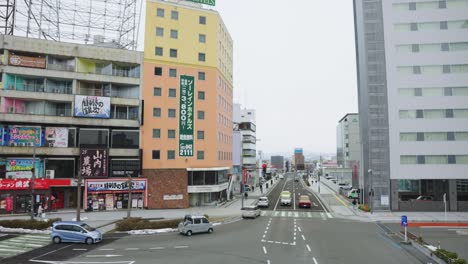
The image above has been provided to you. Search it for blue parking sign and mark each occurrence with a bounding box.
[401,215,408,227]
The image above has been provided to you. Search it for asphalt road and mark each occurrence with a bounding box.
[4,174,436,264]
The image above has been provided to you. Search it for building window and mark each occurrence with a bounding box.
[416,110,424,118]
[444,87,453,96]
[447,132,455,141]
[443,65,451,73]
[417,155,425,164]
[448,155,456,164]
[170,30,178,39]
[198,53,206,62]
[168,129,176,139]
[198,91,205,100]
[416,132,424,141]
[199,16,206,25]
[441,43,449,51]
[413,66,421,74]
[198,71,206,80]
[440,21,448,30]
[439,0,447,8]
[197,110,205,120]
[345,143,349,148]
[409,2,416,10]
[197,151,205,160]
[154,67,162,76]
[154,87,162,96]
[170,49,178,58]
[169,68,177,77]
[197,130,205,140]
[168,108,176,118]
[153,108,161,117]
[410,22,418,31]
[79,129,109,146]
[157,8,164,18]
[152,129,160,138]
[155,47,163,56]
[152,150,160,160]
[411,44,419,52]
[168,150,175,160]
[446,109,454,118]
[111,130,139,149]
[199,34,206,43]
[171,10,178,20]
[169,88,176,97]
[414,88,422,96]
[156,27,164,36]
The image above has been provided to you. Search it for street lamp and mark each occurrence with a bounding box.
[368,169,373,214]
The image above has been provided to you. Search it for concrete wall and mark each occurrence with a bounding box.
[458,202,468,211]
[398,201,446,212]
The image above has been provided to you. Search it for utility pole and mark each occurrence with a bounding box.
[368,169,373,214]
[30,145,36,220]
[76,174,82,222]
[127,173,132,218]
[318,155,322,193]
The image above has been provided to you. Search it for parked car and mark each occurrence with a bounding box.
[415,195,433,201]
[279,174,284,179]
[178,215,213,236]
[242,205,261,219]
[244,184,252,192]
[51,221,102,245]
[280,191,292,206]
[298,195,312,208]
[338,183,352,190]
[348,188,359,199]
[257,196,269,208]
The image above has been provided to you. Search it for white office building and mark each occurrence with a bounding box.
[354,0,468,211]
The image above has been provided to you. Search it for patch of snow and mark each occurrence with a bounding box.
[0,226,51,234]
[71,217,88,221]
[425,245,438,251]
[127,228,177,235]
[212,223,221,226]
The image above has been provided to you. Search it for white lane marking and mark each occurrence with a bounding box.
[0,248,26,252]
[86,254,123,258]
[326,213,333,219]
[263,246,267,254]
[298,227,302,232]
[99,248,115,251]
[174,246,188,249]
[294,232,297,236]
[301,235,306,241]
[275,241,280,244]
[267,260,271,264]
[306,244,311,252]
[72,249,87,251]
[29,244,71,261]
[293,179,296,210]
[282,242,289,245]
[261,239,266,242]
[274,178,289,211]
[125,248,139,250]
[313,257,318,264]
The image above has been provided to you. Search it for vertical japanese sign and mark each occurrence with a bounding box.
[179,75,195,157]
[80,148,109,177]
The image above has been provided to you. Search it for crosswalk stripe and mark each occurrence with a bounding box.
[281,211,286,217]
[3,241,44,247]
[307,212,313,218]
[261,211,328,219]
[294,212,299,218]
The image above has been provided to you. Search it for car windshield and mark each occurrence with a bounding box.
[80,223,95,232]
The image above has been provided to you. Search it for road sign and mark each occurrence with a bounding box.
[243,169,247,184]
[401,215,408,227]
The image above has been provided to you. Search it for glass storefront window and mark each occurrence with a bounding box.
[79,129,109,146]
[111,130,139,149]
[45,159,75,178]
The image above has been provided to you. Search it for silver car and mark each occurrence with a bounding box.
[178,215,213,236]
[242,205,261,219]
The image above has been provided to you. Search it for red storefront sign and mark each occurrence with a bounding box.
[5,196,13,212]
[243,169,247,184]
[0,179,71,190]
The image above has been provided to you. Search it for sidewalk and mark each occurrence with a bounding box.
[0,177,282,233]
[307,178,468,223]
[223,176,281,208]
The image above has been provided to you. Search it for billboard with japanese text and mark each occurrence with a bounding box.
[86,179,146,192]
[45,127,68,147]
[179,75,195,157]
[80,148,109,178]
[6,126,42,147]
[74,95,111,119]
[5,159,44,179]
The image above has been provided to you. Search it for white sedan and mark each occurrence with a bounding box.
[242,205,261,219]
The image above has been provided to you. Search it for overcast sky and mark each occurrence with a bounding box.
[215,1,358,154]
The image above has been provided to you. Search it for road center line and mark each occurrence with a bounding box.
[274,177,290,211]
[174,246,188,249]
[298,227,302,232]
[263,246,267,254]
[313,257,318,264]
[306,244,311,252]
[267,260,271,264]
[301,235,306,241]
[99,248,115,251]
[72,249,87,251]
[125,248,139,250]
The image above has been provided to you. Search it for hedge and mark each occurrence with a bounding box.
[116,217,182,232]
[0,218,61,230]
[433,248,467,264]
[358,204,370,212]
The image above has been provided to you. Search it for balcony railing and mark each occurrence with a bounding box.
[48,63,75,72]
[6,84,72,95]
[111,111,139,120]
[5,108,72,117]
[77,88,110,97]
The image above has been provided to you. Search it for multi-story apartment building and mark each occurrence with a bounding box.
[0,35,143,214]
[270,156,284,171]
[354,0,468,211]
[237,106,256,172]
[294,148,305,171]
[336,113,361,188]
[142,0,233,208]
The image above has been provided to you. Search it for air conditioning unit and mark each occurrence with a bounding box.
[46,170,55,179]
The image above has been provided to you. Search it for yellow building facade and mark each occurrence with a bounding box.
[142,0,233,208]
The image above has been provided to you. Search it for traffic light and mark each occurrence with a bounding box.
[262,164,267,175]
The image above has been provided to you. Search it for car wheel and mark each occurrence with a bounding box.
[52,236,61,244]
[186,230,192,236]
[208,228,213,233]
[85,237,94,245]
